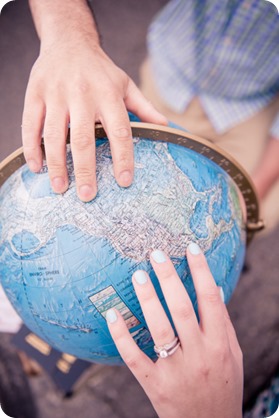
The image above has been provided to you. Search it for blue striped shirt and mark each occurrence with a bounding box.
[147,0,279,136]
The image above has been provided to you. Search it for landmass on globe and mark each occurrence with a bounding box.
[0,138,245,364]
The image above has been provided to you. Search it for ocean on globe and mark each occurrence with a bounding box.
[0,136,246,365]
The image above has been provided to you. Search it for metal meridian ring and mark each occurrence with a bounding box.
[154,337,181,359]
[0,122,263,244]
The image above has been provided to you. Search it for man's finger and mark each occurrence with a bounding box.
[22,92,45,172]
[43,104,69,194]
[125,80,168,125]
[99,96,134,188]
[69,100,97,202]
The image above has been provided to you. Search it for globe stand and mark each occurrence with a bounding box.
[0,122,265,244]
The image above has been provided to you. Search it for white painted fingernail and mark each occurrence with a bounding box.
[106,309,118,323]
[151,250,166,263]
[188,242,201,255]
[219,287,225,303]
[134,270,148,285]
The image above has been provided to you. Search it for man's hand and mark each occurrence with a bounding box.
[22,0,167,202]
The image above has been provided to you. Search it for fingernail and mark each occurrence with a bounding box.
[134,270,148,285]
[27,159,40,172]
[188,242,201,255]
[119,170,132,187]
[151,250,166,264]
[79,184,95,201]
[106,309,118,324]
[52,177,66,191]
[219,287,225,303]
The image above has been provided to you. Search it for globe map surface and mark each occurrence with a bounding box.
[0,136,246,365]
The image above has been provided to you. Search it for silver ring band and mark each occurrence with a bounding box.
[154,336,181,359]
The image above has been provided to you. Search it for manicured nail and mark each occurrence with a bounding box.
[188,242,201,255]
[151,250,166,264]
[79,184,95,201]
[27,159,40,172]
[134,270,148,285]
[52,177,66,191]
[219,287,225,303]
[106,309,118,324]
[119,170,132,187]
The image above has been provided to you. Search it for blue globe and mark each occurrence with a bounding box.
[0,132,245,365]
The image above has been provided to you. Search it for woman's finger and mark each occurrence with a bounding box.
[132,270,177,354]
[219,299,243,361]
[149,250,201,350]
[186,243,228,344]
[106,308,155,383]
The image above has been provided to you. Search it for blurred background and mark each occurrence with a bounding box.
[0,1,278,417]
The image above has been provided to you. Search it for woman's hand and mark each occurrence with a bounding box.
[106,243,243,418]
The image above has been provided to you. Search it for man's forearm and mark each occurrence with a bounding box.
[28,0,99,45]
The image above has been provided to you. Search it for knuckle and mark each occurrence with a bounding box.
[71,131,94,150]
[116,154,133,170]
[199,363,211,380]
[172,303,194,321]
[74,167,94,181]
[192,258,207,272]
[153,384,169,405]
[28,69,42,89]
[103,88,120,104]
[197,361,211,380]
[73,78,91,94]
[46,159,64,173]
[138,288,156,304]
[156,328,174,343]
[124,353,142,370]
[111,127,131,141]
[212,343,230,363]
[44,124,63,145]
[23,144,40,154]
[21,115,33,131]
[158,269,177,283]
[27,70,46,94]
[201,288,220,304]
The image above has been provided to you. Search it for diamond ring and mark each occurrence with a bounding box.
[154,336,181,359]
